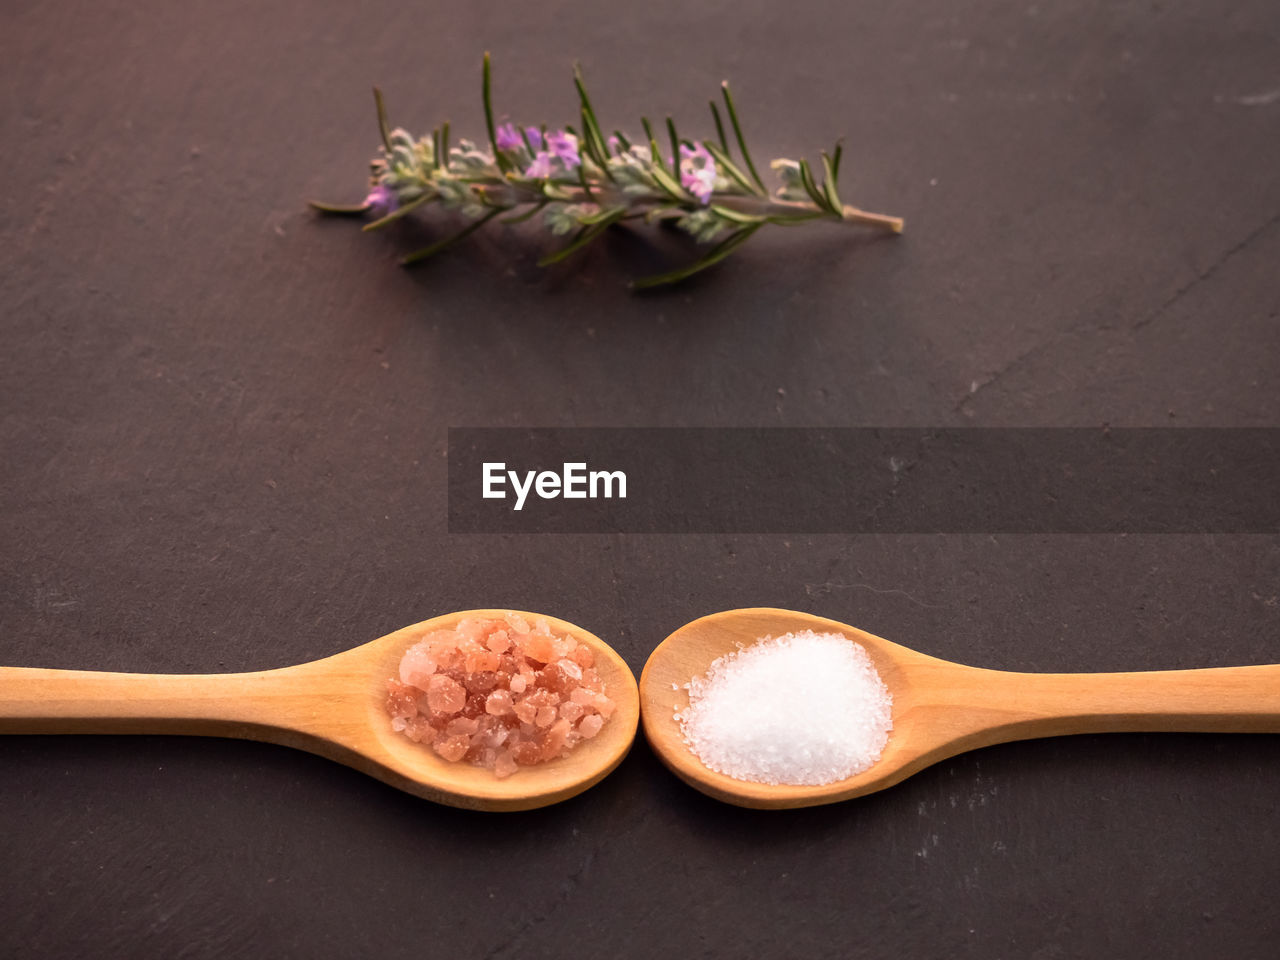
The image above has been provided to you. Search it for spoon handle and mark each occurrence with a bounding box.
[0,666,304,737]
[943,663,1280,746]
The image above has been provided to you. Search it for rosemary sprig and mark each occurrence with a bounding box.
[311,55,903,289]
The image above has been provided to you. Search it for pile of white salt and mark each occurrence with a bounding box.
[676,630,893,786]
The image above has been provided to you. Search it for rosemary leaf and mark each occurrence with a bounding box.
[631,222,764,289]
[373,87,392,153]
[820,150,841,213]
[542,183,578,201]
[719,83,766,195]
[709,204,767,225]
[641,117,667,175]
[650,164,690,202]
[361,193,432,231]
[537,208,626,266]
[401,207,503,264]
[702,141,758,196]
[710,101,729,153]
[573,64,613,180]
[578,109,613,179]
[643,204,682,224]
[798,158,831,214]
[578,204,628,225]
[482,52,509,173]
[501,201,549,224]
[309,200,372,215]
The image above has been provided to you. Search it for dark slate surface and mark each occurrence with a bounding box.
[2,1,1278,957]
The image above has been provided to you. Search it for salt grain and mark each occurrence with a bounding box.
[385,613,613,777]
[676,630,893,786]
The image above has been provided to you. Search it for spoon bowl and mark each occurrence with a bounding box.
[641,608,1280,809]
[0,610,639,811]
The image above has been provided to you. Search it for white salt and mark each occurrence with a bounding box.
[676,630,893,786]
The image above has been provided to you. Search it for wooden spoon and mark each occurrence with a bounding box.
[640,608,1280,809]
[0,610,639,811]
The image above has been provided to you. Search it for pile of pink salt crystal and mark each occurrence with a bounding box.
[384,613,615,778]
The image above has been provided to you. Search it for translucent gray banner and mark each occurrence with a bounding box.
[447,428,1280,534]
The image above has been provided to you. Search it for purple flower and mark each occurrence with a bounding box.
[524,152,554,179]
[525,127,544,151]
[545,130,580,169]
[679,142,717,205]
[364,183,398,217]
[495,122,523,152]
[521,130,580,179]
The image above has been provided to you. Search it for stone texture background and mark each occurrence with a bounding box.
[2,1,1277,956]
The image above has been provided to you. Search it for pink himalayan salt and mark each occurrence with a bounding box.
[426,674,466,714]
[385,613,613,778]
